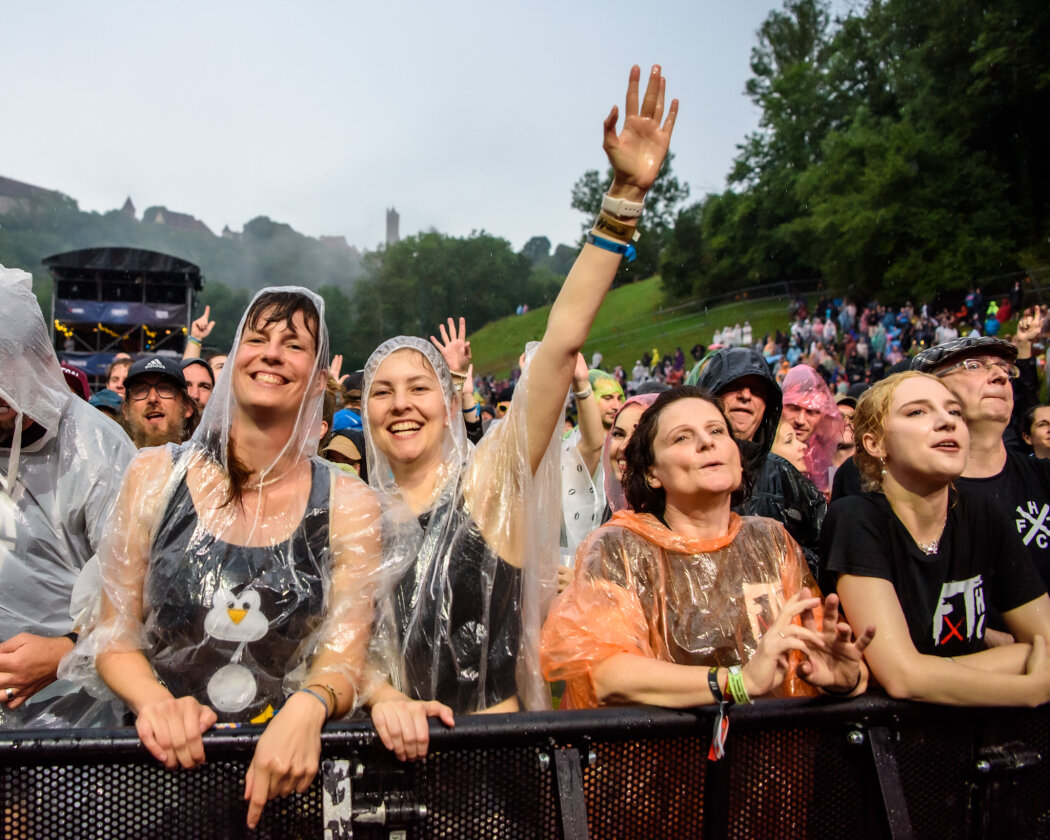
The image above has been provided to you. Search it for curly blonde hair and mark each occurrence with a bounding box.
[852,371,945,491]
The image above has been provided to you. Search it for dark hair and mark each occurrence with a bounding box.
[622,385,749,517]
[221,290,324,508]
[1023,404,1049,437]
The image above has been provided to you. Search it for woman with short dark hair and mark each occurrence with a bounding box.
[540,386,872,710]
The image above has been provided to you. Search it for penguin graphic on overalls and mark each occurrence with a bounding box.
[203,586,269,714]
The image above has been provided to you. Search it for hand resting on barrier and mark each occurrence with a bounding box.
[369,683,455,761]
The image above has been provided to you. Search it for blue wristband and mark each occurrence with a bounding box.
[586,231,637,262]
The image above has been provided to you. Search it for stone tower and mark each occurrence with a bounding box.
[386,207,400,246]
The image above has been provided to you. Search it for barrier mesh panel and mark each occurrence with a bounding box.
[1,759,321,840]
[726,724,887,840]
[582,735,707,839]
[360,745,557,839]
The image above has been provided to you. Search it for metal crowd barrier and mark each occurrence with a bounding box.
[0,692,1047,839]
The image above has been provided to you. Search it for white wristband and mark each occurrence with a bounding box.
[602,194,644,219]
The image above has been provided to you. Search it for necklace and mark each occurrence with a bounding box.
[249,462,298,490]
[914,519,946,555]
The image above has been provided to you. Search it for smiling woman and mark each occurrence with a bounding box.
[820,371,1050,707]
[361,64,680,762]
[62,287,391,829]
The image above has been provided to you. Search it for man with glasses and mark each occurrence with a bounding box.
[121,357,197,449]
[912,331,1050,587]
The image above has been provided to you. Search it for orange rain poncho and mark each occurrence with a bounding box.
[540,510,821,709]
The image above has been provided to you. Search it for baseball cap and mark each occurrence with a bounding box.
[124,356,187,390]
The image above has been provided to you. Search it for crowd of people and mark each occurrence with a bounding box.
[3,63,1050,827]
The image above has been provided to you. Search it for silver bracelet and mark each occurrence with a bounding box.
[572,384,593,399]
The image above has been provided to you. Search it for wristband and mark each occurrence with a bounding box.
[707,666,724,703]
[64,632,79,645]
[727,666,751,705]
[586,232,637,262]
[602,193,644,219]
[462,404,480,417]
[707,667,730,761]
[572,384,593,400]
[594,212,641,242]
[307,682,339,714]
[449,369,469,380]
[297,687,332,718]
[186,336,202,346]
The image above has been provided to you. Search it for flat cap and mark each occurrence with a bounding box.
[910,336,1017,373]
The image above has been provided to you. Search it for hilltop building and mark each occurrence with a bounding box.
[386,207,400,245]
[142,205,213,236]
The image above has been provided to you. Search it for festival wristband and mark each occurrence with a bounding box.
[594,212,640,242]
[186,336,202,346]
[586,232,637,262]
[572,384,593,400]
[727,666,751,705]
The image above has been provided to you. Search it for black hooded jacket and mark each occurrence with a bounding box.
[696,348,825,575]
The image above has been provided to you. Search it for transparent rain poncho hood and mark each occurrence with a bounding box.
[780,365,844,497]
[0,265,134,728]
[62,286,390,723]
[363,337,561,712]
[540,511,822,709]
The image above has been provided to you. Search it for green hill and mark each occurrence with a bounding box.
[469,277,797,378]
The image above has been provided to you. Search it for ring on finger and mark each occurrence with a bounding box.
[4,687,13,700]
[778,631,786,639]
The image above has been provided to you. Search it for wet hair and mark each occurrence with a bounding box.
[852,371,942,492]
[106,359,131,382]
[622,385,749,517]
[223,290,323,507]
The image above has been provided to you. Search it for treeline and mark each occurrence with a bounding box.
[661,0,1050,306]
[0,192,574,367]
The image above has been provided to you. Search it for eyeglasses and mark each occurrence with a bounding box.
[935,357,1019,380]
[128,381,180,401]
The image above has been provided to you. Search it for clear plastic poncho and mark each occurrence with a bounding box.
[540,510,821,709]
[363,337,561,713]
[780,365,843,497]
[0,266,134,728]
[61,286,391,723]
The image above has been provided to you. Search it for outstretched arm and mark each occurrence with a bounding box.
[573,353,604,476]
[524,65,678,473]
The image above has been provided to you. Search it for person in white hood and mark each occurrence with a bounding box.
[0,265,134,727]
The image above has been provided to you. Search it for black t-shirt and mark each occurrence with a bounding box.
[820,491,1046,657]
[957,450,1050,589]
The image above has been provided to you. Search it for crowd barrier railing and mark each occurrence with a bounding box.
[0,691,1047,839]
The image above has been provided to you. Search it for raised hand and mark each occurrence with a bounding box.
[330,353,350,386]
[797,590,875,693]
[191,305,215,341]
[430,317,472,374]
[603,65,679,198]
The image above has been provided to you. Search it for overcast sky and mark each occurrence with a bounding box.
[4,1,852,253]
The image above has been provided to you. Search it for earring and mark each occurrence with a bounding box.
[880,457,887,476]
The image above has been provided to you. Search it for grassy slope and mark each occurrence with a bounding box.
[470,277,798,378]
